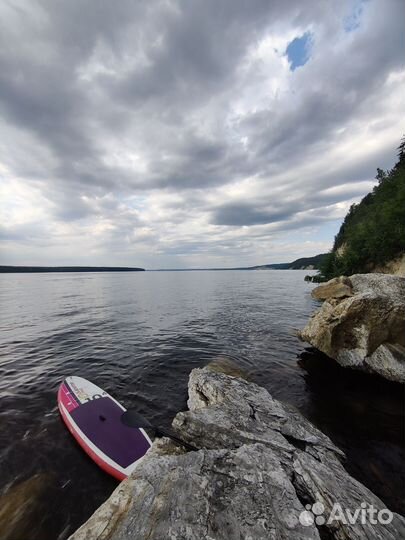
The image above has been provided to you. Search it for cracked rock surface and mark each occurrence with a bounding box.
[69,367,405,540]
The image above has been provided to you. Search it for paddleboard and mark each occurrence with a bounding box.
[58,376,152,480]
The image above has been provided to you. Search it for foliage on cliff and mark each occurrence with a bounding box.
[320,138,405,280]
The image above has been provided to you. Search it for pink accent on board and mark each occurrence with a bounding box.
[59,383,79,413]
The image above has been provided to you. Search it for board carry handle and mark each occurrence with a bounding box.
[120,409,198,451]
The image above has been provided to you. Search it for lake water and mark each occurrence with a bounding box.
[0,270,403,539]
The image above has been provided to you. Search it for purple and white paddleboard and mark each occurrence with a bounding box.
[58,376,152,480]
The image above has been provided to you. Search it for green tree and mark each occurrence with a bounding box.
[318,137,405,280]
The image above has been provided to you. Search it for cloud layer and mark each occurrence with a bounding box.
[0,0,404,267]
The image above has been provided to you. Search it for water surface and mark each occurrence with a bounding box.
[0,270,403,539]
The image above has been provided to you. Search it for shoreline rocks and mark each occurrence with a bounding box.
[69,366,405,539]
[299,273,405,383]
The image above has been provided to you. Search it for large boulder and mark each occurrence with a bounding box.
[299,274,405,383]
[69,367,405,540]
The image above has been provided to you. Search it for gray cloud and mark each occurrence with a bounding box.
[212,178,374,227]
[0,0,404,266]
[213,203,294,226]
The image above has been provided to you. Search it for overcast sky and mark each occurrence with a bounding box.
[0,0,404,268]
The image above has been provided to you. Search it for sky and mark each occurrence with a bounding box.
[0,0,404,269]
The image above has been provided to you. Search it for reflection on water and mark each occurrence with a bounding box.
[0,271,403,539]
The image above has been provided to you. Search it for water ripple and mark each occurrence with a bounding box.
[0,270,403,539]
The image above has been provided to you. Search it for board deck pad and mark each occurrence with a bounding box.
[58,376,152,480]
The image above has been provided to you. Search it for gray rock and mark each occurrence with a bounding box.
[293,451,405,540]
[71,442,321,540]
[299,273,405,382]
[174,367,344,468]
[69,367,405,540]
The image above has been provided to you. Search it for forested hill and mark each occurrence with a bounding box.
[288,253,328,269]
[320,138,405,280]
[248,253,327,270]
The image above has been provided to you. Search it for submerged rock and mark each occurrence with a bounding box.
[0,473,51,540]
[206,355,251,380]
[299,273,405,383]
[69,367,405,540]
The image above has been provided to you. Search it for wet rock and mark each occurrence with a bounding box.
[69,368,405,540]
[299,274,405,382]
[206,355,251,380]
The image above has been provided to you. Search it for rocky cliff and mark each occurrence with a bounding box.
[299,273,405,383]
[374,253,405,276]
[69,366,405,539]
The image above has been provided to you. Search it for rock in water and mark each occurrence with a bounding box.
[0,474,51,540]
[205,355,251,380]
[299,273,405,383]
[69,368,405,540]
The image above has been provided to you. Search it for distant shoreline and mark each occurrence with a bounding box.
[0,265,321,273]
[0,254,326,273]
[149,267,316,271]
[0,266,145,273]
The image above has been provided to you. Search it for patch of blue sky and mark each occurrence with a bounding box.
[285,31,313,71]
[344,0,368,32]
[125,195,147,210]
[313,220,343,243]
[283,219,343,248]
